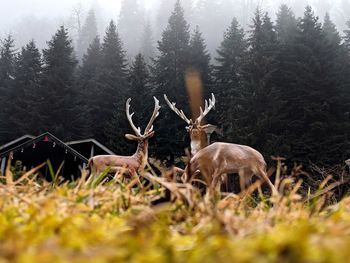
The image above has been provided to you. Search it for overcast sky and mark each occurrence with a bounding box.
[0,0,117,30]
[1,0,348,51]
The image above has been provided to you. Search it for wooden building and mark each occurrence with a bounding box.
[0,132,116,180]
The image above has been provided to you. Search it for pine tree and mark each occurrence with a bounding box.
[214,18,247,142]
[79,36,101,81]
[11,40,43,137]
[321,14,350,163]
[243,10,279,155]
[155,0,176,39]
[140,18,155,64]
[189,26,212,89]
[283,6,349,165]
[0,35,17,143]
[76,9,98,61]
[275,4,298,45]
[129,53,151,108]
[78,36,102,138]
[155,0,193,40]
[313,0,332,18]
[343,21,350,153]
[152,0,191,162]
[193,0,234,55]
[118,0,145,58]
[97,21,128,151]
[37,26,79,140]
[272,5,300,157]
[345,21,350,53]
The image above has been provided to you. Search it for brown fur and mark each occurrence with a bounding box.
[88,140,149,176]
[185,142,277,194]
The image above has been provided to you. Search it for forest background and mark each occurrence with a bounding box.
[0,0,349,168]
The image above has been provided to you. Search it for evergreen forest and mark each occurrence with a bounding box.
[0,1,349,169]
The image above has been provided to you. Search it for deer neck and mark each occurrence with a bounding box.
[190,131,208,156]
[134,140,149,169]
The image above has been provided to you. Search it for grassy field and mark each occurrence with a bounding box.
[0,159,350,263]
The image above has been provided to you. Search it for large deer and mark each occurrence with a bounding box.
[88,97,161,176]
[184,142,278,195]
[164,93,217,156]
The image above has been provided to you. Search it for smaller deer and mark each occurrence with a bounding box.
[184,142,278,195]
[164,93,217,156]
[88,97,161,176]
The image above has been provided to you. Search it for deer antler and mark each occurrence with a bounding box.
[195,93,215,125]
[126,98,142,137]
[145,97,161,134]
[164,94,191,124]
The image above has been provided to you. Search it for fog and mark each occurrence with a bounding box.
[1,0,349,56]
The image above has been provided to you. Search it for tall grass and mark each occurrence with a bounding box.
[0,158,349,262]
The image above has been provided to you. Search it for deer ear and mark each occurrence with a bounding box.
[200,124,218,133]
[125,134,139,141]
[144,131,155,139]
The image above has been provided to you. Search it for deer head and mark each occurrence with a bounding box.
[164,93,217,155]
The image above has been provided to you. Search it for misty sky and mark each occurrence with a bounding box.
[0,0,118,31]
[1,0,349,51]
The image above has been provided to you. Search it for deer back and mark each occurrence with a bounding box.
[190,142,266,174]
[89,155,140,173]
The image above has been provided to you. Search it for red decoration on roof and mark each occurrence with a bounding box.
[43,135,49,142]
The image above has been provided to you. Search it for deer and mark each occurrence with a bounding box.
[183,142,278,196]
[88,97,161,178]
[163,93,232,189]
[164,93,217,157]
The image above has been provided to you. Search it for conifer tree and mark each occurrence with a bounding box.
[272,5,300,157]
[322,13,341,45]
[77,36,102,138]
[275,4,298,44]
[141,18,155,64]
[12,40,43,137]
[344,21,350,86]
[129,53,151,108]
[118,0,145,58]
[97,21,128,151]
[37,26,79,140]
[345,21,350,53]
[76,9,98,61]
[155,0,193,40]
[189,26,212,89]
[284,7,348,164]
[0,35,17,142]
[193,0,234,55]
[243,10,279,154]
[153,0,191,161]
[321,14,350,163]
[155,0,176,39]
[79,36,101,81]
[214,18,247,142]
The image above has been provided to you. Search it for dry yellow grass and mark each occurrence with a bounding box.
[0,159,349,263]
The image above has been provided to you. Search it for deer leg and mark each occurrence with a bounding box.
[220,174,228,192]
[239,169,253,192]
[205,170,221,200]
[172,166,185,182]
[256,167,278,195]
[129,168,143,189]
[210,170,221,191]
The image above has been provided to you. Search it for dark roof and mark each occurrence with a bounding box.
[0,135,35,153]
[0,132,87,163]
[0,132,88,180]
[66,138,115,156]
